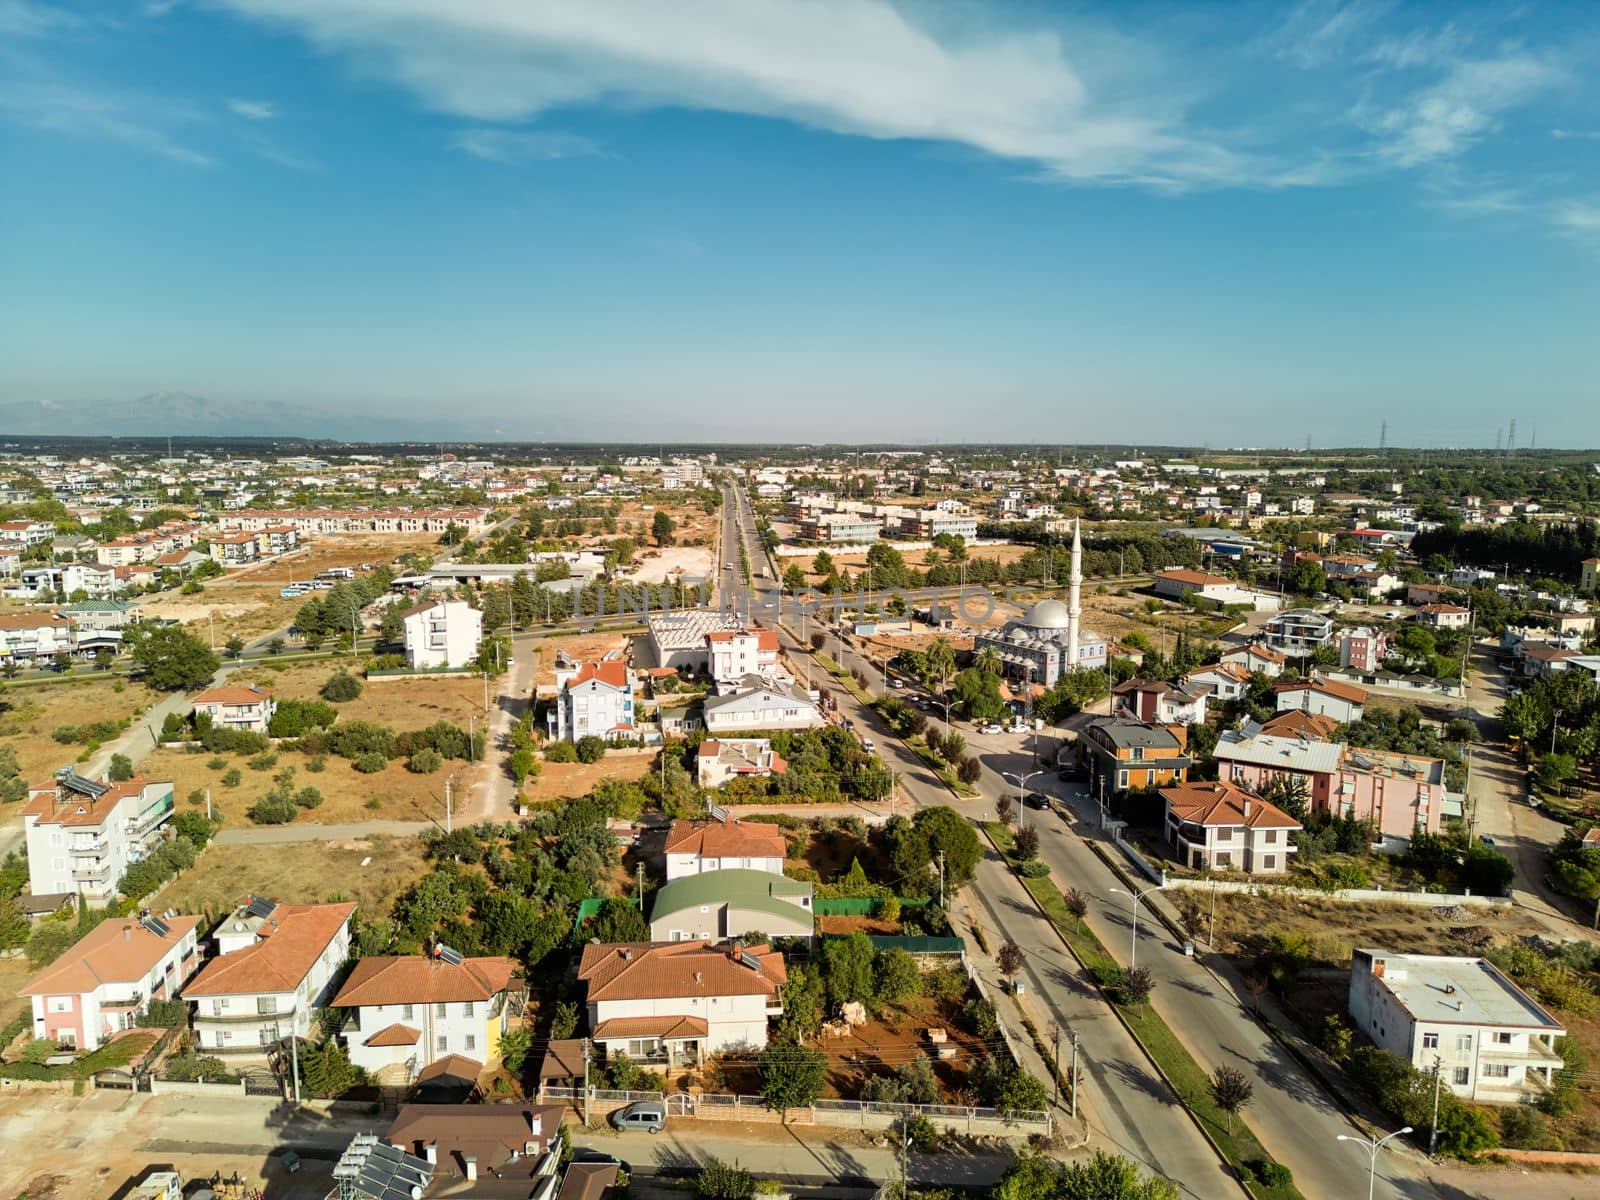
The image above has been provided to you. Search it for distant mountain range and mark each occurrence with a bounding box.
[0,392,517,442]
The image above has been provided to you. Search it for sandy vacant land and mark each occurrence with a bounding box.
[139,586,302,643]
[618,544,715,584]
[140,743,458,829]
[0,954,31,1032]
[153,835,429,923]
[0,676,163,784]
[531,632,631,690]
[235,660,492,728]
[229,533,438,586]
[618,499,718,548]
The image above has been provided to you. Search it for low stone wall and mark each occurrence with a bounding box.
[1168,878,1511,908]
[1493,1148,1600,1166]
[149,1077,246,1098]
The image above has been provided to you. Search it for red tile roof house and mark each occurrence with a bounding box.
[21,914,201,1052]
[578,940,785,1067]
[183,898,355,1059]
[1161,780,1301,874]
[386,1103,565,1185]
[330,953,523,1084]
[191,684,276,734]
[693,739,788,791]
[1274,676,1369,723]
[664,817,788,880]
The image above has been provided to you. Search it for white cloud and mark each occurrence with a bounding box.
[1265,0,1391,69]
[1550,128,1600,140]
[451,127,603,163]
[227,98,276,120]
[0,79,212,165]
[1358,54,1559,167]
[1550,201,1600,242]
[1364,23,1467,69]
[0,0,77,36]
[208,0,1262,190]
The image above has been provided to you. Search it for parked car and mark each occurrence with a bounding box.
[1024,791,1051,810]
[1007,721,1031,734]
[860,738,875,752]
[610,1101,666,1134]
[1480,834,1497,848]
[979,723,1004,735]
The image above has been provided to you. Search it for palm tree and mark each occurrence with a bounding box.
[975,645,1002,676]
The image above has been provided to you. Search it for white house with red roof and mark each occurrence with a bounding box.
[664,816,787,880]
[694,739,788,790]
[331,950,523,1081]
[192,684,276,734]
[577,940,785,1065]
[23,771,176,906]
[401,599,482,670]
[1275,675,1368,723]
[1161,780,1300,874]
[1219,641,1288,678]
[1183,662,1254,702]
[1414,603,1472,631]
[21,913,201,1051]
[183,897,355,1058]
[550,659,636,742]
[0,611,75,663]
[706,627,781,687]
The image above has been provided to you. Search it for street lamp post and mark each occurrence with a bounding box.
[1003,768,1045,829]
[1336,1125,1412,1200]
[1108,883,1164,970]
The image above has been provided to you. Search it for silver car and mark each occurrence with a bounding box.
[610,1100,666,1134]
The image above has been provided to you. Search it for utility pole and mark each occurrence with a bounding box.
[582,1038,592,1127]
[1428,1055,1443,1157]
[444,776,453,834]
[1048,1021,1061,1106]
[205,788,212,822]
[290,1030,300,1103]
[1070,1032,1080,1120]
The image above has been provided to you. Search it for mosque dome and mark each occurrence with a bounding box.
[1022,598,1072,630]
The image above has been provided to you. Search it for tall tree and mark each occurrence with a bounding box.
[759,1044,827,1121]
[130,625,220,691]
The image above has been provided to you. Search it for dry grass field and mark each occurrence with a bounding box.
[230,533,437,586]
[525,751,656,802]
[0,675,162,783]
[235,659,492,727]
[618,500,718,548]
[140,743,457,828]
[152,834,429,922]
[0,955,31,1032]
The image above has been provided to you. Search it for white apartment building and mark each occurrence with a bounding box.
[1161,780,1300,874]
[702,678,822,735]
[1349,950,1566,1104]
[401,599,483,670]
[183,898,356,1059]
[21,913,201,1052]
[23,772,176,906]
[0,612,76,662]
[332,951,523,1081]
[706,628,780,686]
[549,660,636,742]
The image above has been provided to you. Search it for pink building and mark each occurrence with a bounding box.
[1215,723,1445,841]
[1338,627,1391,673]
[21,913,201,1051]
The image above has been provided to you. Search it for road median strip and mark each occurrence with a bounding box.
[982,822,1303,1200]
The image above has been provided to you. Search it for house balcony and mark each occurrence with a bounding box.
[67,840,109,857]
[195,1007,300,1024]
[72,863,112,883]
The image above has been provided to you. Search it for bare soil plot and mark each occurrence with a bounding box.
[818,914,901,935]
[0,954,32,1032]
[531,632,631,689]
[229,533,439,586]
[618,500,719,549]
[617,545,715,584]
[0,676,163,784]
[138,743,455,828]
[138,587,302,643]
[152,834,429,922]
[525,752,656,803]
[236,660,491,728]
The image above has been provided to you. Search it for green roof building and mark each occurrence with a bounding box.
[649,868,814,944]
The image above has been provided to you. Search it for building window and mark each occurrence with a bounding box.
[1262,855,1275,869]
[436,1035,447,1053]
[1118,771,1128,789]
[402,1004,414,1020]
[465,1035,476,1052]
[211,1000,225,1016]
[1456,1034,1473,1053]
[1483,1063,1511,1078]
[1494,1032,1513,1045]
[1215,853,1231,868]
[1453,1067,1470,1086]
[435,1003,447,1018]
[1422,1033,1439,1050]
[462,1001,474,1018]
[257,997,277,1015]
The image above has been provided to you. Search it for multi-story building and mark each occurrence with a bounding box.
[23,772,175,906]
[1219,642,1288,678]
[702,677,822,735]
[21,913,201,1051]
[192,684,277,734]
[0,519,56,546]
[693,739,788,790]
[183,898,355,1059]
[1414,603,1472,630]
[664,817,787,879]
[1112,678,1208,726]
[1263,609,1335,657]
[332,950,524,1082]
[1274,676,1367,723]
[706,628,780,686]
[549,660,636,742]
[798,513,880,544]
[578,940,785,1066]
[401,599,482,670]
[207,531,262,566]
[646,611,743,673]
[1161,780,1300,874]
[1079,717,1191,796]
[0,612,76,662]
[1348,950,1565,1104]
[1337,626,1391,673]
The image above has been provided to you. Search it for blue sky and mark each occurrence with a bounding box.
[1,0,1597,445]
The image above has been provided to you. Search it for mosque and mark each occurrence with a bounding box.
[974,520,1106,685]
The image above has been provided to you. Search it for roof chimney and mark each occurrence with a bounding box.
[463,1156,477,1183]
[1242,798,1252,818]
[123,925,133,943]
